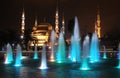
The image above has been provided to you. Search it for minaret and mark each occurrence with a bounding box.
[32,16,38,31]
[62,12,65,35]
[55,0,59,38]
[95,7,101,38]
[95,22,97,34]
[21,8,25,40]
[35,16,38,27]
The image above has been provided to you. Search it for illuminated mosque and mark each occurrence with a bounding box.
[20,0,65,48]
[20,1,101,48]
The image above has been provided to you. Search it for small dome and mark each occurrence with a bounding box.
[33,26,37,31]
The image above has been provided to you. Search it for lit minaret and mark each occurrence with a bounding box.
[95,7,101,38]
[21,8,25,39]
[35,16,38,27]
[32,16,38,31]
[62,12,65,34]
[55,0,59,38]
[95,22,97,33]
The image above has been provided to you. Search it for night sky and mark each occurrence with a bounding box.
[0,0,120,37]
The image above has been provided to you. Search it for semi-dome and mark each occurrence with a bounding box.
[29,22,53,47]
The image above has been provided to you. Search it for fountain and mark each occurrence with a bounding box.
[33,44,38,59]
[70,36,77,62]
[67,45,71,59]
[80,35,90,70]
[39,44,48,69]
[14,44,22,66]
[69,36,76,62]
[117,43,120,68]
[56,31,66,63]
[90,33,100,63]
[73,16,81,62]
[70,16,81,62]
[4,43,13,64]
[103,45,107,59]
[49,30,56,62]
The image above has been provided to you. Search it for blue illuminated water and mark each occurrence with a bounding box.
[33,44,38,59]
[90,33,100,63]
[5,43,13,64]
[117,43,120,68]
[0,58,119,78]
[80,35,90,70]
[56,31,66,63]
[14,44,22,66]
[39,44,48,69]
[70,16,81,62]
[70,36,77,62]
[49,30,56,62]
[118,43,120,59]
[103,45,107,59]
